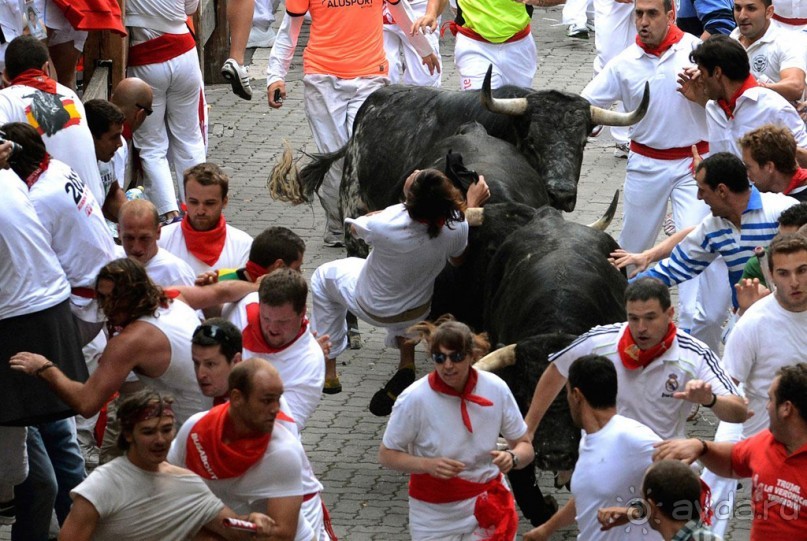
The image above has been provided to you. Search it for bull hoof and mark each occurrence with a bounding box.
[369,365,416,416]
[348,329,362,350]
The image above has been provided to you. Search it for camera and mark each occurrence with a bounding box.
[0,130,23,158]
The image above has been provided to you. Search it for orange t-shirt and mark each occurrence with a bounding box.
[286,0,389,78]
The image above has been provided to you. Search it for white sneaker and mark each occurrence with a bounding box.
[613,142,630,159]
[220,58,252,100]
[566,25,589,39]
[247,25,276,48]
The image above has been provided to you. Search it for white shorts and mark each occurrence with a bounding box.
[454,31,537,90]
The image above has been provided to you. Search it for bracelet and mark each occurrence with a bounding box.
[505,450,518,469]
[35,361,54,378]
[698,438,709,457]
[704,393,717,408]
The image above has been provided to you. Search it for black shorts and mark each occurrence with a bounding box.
[0,299,88,426]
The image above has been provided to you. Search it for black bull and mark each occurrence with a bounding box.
[269,67,648,249]
[434,202,627,525]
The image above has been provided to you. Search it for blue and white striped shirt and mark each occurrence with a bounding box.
[636,187,798,307]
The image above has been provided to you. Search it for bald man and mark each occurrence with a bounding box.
[110,77,154,192]
[118,200,196,287]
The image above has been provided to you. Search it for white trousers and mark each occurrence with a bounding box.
[383,23,441,87]
[563,0,594,30]
[592,0,634,144]
[619,152,718,332]
[701,419,745,538]
[454,32,537,90]
[310,258,422,359]
[303,74,388,237]
[129,48,207,215]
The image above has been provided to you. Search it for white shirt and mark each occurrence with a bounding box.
[29,160,117,321]
[136,300,211,424]
[723,294,807,436]
[228,292,325,430]
[730,24,807,85]
[773,0,807,23]
[158,220,253,275]
[0,82,106,205]
[71,456,224,541]
[144,248,197,287]
[582,33,709,149]
[169,414,313,541]
[572,415,663,541]
[382,370,526,538]
[550,323,739,440]
[705,86,807,157]
[347,203,468,316]
[0,170,69,319]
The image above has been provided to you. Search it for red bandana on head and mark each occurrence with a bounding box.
[242,302,309,354]
[618,322,677,370]
[717,75,759,119]
[785,168,807,195]
[11,69,57,94]
[636,24,684,57]
[181,214,227,266]
[428,368,493,433]
[184,402,269,480]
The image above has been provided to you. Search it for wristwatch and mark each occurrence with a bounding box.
[506,450,519,468]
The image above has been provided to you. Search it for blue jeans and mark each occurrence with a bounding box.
[12,418,86,541]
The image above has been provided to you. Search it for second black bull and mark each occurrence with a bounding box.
[466,202,628,525]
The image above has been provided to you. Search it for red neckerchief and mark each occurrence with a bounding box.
[122,122,133,142]
[636,24,684,57]
[10,68,58,94]
[245,260,269,282]
[185,402,270,480]
[785,168,807,195]
[180,214,227,266]
[618,322,677,370]
[717,75,759,119]
[25,153,51,189]
[242,302,308,354]
[428,368,493,433]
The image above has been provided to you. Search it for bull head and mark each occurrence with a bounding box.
[478,67,649,213]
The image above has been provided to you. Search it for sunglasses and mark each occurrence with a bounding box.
[193,324,231,344]
[136,103,153,116]
[432,351,466,364]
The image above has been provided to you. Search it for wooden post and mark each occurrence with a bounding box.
[80,0,127,101]
[195,0,229,84]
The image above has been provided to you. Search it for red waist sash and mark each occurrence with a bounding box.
[773,13,807,25]
[128,32,196,67]
[630,140,709,160]
[449,22,531,44]
[409,472,518,540]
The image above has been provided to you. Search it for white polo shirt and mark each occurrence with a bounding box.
[730,23,807,86]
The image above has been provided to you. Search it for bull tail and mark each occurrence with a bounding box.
[268,140,306,204]
[299,145,346,198]
[267,142,347,204]
[587,189,619,231]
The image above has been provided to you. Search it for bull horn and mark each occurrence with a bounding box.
[481,65,528,116]
[587,190,619,231]
[466,207,484,227]
[474,344,516,372]
[590,82,649,126]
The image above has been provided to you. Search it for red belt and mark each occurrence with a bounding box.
[773,13,807,25]
[449,22,531,44]
[71,287,96,299]
[128,32,196,67]
[629,140,709,160]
